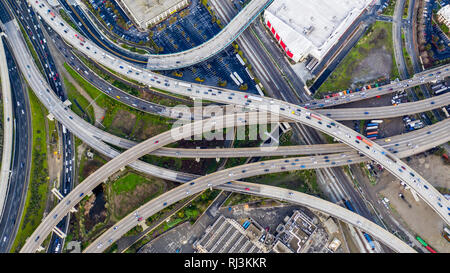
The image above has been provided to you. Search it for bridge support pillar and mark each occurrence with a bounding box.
[52,226,67,239]
[216,146,220,162]
[51,188,64,201]
[410,188,420,202]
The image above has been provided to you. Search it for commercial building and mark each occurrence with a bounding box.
[194,215,265,253]
[263,0,375,62]
[119,0,190,29]
[437,5,450,28]
[274,210,317,252]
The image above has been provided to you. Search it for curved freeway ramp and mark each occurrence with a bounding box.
[20,108,450,252]
[7,13,450,229]
[85,158,415,253]
[145,0,274,70]
[14,2,450,239]
[29,0,450,110]
[59,0,273,70]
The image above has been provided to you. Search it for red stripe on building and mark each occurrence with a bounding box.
[267,20,271,28]
[271,26,276,34]
[275,33,280,41]
[286,49,293,58]
[280,40,286,50]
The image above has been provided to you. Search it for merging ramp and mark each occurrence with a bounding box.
[15,0,450,252]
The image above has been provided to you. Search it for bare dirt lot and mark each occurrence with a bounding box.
[352,48,392,84]
[376,153,450,252]
[110,109,136,137]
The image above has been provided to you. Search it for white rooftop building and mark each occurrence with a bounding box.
[437,5,450,28]
[264,0,375,63]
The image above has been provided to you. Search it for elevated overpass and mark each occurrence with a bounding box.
[55,30,450,122]
[30,0,450,111]
[14,0,450,252]
[6,7,449,253]
[59,0,273,70]
[85,159,417,253]
[19,103,450,252]
[6,13,449,167]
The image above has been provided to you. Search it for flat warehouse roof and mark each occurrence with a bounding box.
[267,0,371,47]
[265,0,373,61]
[121,0,187,27]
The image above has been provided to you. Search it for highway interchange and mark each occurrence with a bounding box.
[13,40,449,250]
[5,5,449,184]
[0,0,442,252]
[0,0,447,253]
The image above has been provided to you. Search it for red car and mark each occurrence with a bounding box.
[154,140,159,144]
[138,217,143,222]
[244,95,248,98]
[356,136,362,140]
[245,187,250,191]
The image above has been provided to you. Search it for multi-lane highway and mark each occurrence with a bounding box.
[6,17,450,180]
[42,30,450,123]
[18,102,450,253]
[14,1,445,250]
[85,156,416,253]
[1,0,76,253]
[52,16,449,119]
[6,0,448,253]
[7,7,448,190]
[148,118,450,159]
[42,4,449,123]
[6,23,450,173]
[85,119,450,253]
[0,36,32,252]
[0,33,13,219]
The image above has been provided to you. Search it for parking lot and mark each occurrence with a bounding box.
[150,0,258,93]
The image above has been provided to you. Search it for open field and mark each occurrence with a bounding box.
[317,21,399,94]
